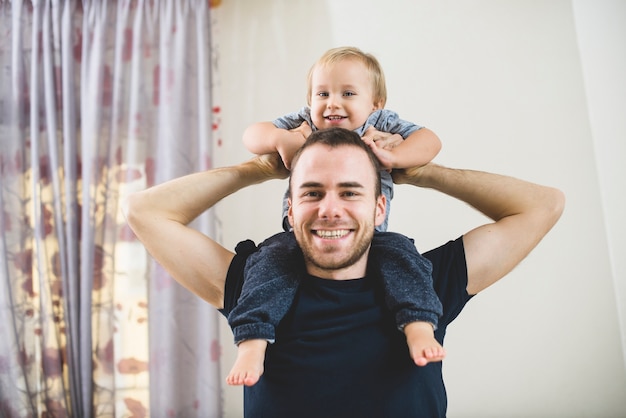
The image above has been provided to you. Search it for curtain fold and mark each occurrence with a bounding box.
[0,1,223,416]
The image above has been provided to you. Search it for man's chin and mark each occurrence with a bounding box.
[305,250,364,272]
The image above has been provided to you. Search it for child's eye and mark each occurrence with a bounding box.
[343,91,355,97]
[317,92,329,97]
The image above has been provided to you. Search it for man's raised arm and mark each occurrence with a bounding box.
[393,164,565,295]
[124,154,289,308]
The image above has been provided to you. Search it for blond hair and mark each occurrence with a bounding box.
[306,46,387,108]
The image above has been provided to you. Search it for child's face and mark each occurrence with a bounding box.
[309,59,381,131]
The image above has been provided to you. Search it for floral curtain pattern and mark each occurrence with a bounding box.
[0,0,222,416]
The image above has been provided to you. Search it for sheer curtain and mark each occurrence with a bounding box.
[0,0,223,416]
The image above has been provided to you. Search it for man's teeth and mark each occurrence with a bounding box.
[316,229,349,239]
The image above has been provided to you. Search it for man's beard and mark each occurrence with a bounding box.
[298,228,374,273]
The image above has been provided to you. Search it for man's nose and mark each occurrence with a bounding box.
[318,194,341,219]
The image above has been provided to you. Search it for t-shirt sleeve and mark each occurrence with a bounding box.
[219,239,259,317]
[272,107,311,130]
[368,109,423,138]
[423,236,472,327]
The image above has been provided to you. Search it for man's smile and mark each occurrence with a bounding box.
[313,229,351,239]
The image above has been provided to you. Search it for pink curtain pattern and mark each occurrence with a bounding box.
[0,0,223,416]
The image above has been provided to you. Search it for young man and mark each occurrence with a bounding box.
[124,127,564,417]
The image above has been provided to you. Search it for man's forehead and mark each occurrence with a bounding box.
[299,143,368,162]
[292,144,375,187]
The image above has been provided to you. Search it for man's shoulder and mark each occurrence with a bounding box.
[424,237,471,326]
[220,239,259,317]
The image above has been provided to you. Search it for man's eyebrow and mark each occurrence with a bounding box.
[298,181,324,189]
[297,181,364,189]
[338,182,364,189]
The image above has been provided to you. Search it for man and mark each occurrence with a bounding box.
[125,127,564,417]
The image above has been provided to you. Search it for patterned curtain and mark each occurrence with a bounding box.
[0,0,223,416]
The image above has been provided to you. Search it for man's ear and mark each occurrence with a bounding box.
[374,195,386,226]
[287,198,294,227]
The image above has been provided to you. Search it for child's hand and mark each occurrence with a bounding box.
[362,127,403,150]
[362,127,402,171]
[291,120,312,140]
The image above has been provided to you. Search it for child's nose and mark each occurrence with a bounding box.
[326,94,341,109]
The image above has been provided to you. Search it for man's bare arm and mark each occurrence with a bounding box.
[124,154,289,308]
[394,164,565,295]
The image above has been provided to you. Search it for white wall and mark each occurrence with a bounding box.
[213,1,626,416]
[572,0,626,371]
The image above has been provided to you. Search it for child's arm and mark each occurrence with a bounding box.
[364,127,442,171]
[243,121,310,169]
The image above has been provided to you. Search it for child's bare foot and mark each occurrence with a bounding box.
[226,339,268,386]
[404,321,446,367]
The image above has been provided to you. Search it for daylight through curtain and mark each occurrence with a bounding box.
[0,0,222,416]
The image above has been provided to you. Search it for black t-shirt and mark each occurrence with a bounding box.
[221,237,471,418]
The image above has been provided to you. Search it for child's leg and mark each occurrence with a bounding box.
[227,232,301,385]
[403,322,446,367]
[370,232,445,366]
[226,339,268,386]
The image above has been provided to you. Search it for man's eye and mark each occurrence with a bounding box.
[304,191,321,198]
[342,191,357,197]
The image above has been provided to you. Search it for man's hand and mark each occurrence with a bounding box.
[252,152,290,181]
[391,163,429,186]
[276,121,311,170]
